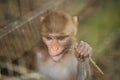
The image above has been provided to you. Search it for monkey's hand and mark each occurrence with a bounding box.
[74,41,92,62]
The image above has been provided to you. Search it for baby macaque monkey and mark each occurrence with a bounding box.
[32,11,92,80]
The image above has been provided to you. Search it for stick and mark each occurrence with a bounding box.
[89,57,104,75]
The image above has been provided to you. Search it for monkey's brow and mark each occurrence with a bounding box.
[42,34,69,38]
[51,35,69,37]
[57,35,69,37]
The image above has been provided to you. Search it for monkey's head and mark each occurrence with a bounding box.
[40,11,78,62]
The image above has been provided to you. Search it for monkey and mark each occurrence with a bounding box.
[31,11,92,80]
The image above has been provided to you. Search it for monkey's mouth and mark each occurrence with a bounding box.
[50,50,65,61]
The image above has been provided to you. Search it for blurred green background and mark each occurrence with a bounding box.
[74,0,120,80]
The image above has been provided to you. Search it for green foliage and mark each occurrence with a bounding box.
[77,1,120,59]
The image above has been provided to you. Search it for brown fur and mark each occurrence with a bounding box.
[31,11,91,80]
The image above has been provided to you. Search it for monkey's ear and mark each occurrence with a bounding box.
[72,16,78,26]
[72,16,78,36]
[40,16,45,23]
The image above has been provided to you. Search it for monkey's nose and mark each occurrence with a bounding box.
[51,40,59,51]
[52,46,59,51]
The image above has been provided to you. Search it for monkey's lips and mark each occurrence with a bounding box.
[50,52,64,62]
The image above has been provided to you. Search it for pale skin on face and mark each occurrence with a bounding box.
[42,33,70,61]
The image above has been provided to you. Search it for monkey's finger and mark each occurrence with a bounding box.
[82,42,92,57]
[84,46,92,57]
[75,42,83,57]
[76,41,83,53]
[80,42,88,56]
[77,41,85,54]
[78,41,88,58]
[77,46,85,58]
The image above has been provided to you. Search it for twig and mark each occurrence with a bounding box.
[89,57,104,75]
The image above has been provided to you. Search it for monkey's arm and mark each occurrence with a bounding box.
[74,41,92,80]
[77,59,91,80]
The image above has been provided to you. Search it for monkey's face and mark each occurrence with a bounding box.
[42,33,70,61]
[40,11,78,61]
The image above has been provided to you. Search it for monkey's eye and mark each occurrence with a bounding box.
[45,36,52,40]
[57,36,68,40]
